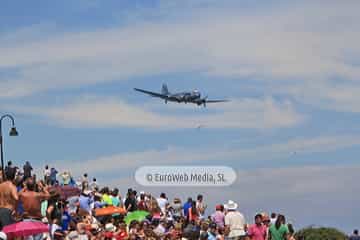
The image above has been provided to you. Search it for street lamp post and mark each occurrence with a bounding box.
[0,114,18,181]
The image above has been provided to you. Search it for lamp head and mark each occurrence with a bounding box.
[9,127,18,136]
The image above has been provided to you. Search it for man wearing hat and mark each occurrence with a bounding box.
[224,200,247,240]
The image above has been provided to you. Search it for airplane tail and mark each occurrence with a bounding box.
[161,84,169,95]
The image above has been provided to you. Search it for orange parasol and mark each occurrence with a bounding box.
[94,206,127,216]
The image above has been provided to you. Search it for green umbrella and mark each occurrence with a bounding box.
[124,210,150,225]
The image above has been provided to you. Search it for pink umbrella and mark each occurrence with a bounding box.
[3,221,49,238]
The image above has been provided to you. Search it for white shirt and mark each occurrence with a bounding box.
[196,200,206,219]
[44,169,51,177]
[156,197,168,214]
[154,224,166,236]
[225,211,246,237]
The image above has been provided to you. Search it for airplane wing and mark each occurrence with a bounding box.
[205,99,229,103]
[134,88,168,99]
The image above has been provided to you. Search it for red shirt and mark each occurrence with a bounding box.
[137,200,146,210]
[115,230,128,240]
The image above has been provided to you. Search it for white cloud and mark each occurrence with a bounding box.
[278,81,360,113]
[44,134,360,177]
[0,0,359,115]
[9,96,304,129]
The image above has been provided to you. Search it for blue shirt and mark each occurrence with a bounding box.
[50,169,58,180]
[79,195,92,212]
[208,232,217,240]
[62,211,71,231]
[183,202,192,217]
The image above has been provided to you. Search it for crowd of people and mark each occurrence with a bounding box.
[0,161,354,240]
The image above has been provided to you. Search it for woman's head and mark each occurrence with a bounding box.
[275,214,286,229]
[255,214,263,225]
[191,201,197,214]
[102,187,110,194]
[129,220,139,229]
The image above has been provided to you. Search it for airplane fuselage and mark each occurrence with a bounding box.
[167,91,201,103]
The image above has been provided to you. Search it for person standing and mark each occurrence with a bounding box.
[224,200,247,240]
[67,195,79,216]
[170,198,183,220]
[50,167,58,186]
[101,187,113,206]
[61,204,71,232]
[268,215,290,240]
[247,214,267,240]
[90,178,98,191]
[81,173,89,191]
[270,213,277,225]
[43,165,51,185]
[46,190,63,239]
[137,193,147,211]
[211,205,225,229]
[19,179,50,240]
[156,193,168,216]
[23,161,33,180]
[188,200,199,221]
[0,170,18,228]
[79,190,93,215]
[262,215,271,240]
[111,188,121,207]
[349,230,360,240]
[196,194,207,220]
[125,190,138,212]
[183,197,193,219]
[60,171,71,186]
[5,161,16,181]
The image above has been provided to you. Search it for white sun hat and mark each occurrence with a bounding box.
[224,200,238,210]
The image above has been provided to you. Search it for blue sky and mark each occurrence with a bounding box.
[1,0,359,233]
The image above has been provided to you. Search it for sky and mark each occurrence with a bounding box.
[0,0,359,233]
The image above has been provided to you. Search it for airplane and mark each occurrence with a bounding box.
[134,84,229,107]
